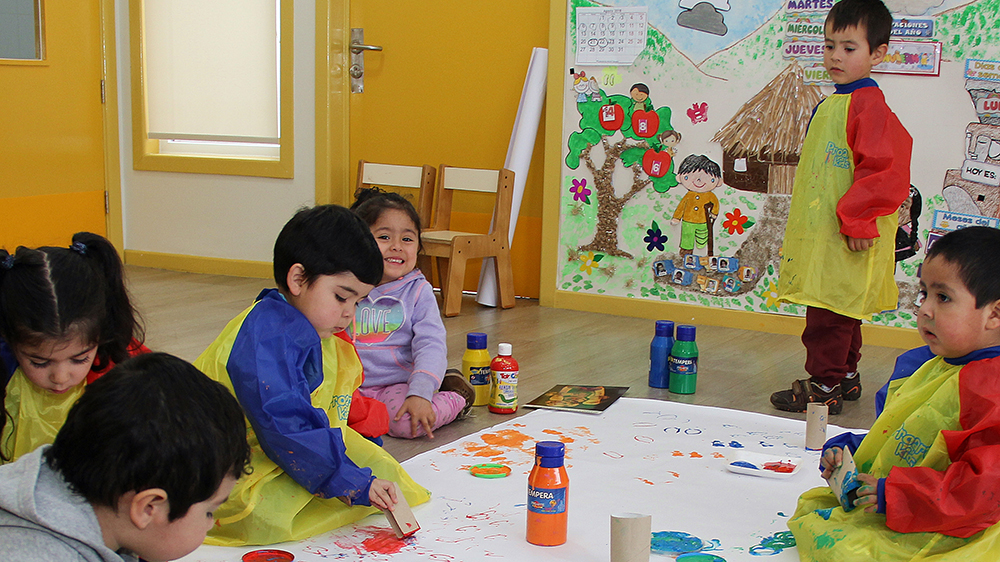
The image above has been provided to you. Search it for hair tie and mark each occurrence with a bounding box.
[1,255,13,270]
[70,241,87,256]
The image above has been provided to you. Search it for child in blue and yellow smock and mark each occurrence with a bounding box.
[0,233,147,464]
[194,205,429,546]
[773,0,912,415]
[788,227,1000,561]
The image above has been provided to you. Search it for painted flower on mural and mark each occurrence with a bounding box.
[569,178,591,204]
[762,278,781,310]
[722,208,755,235]
[579,251,603,274]
[644,221,667,252]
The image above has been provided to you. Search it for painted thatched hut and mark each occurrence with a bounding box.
[712,61,823,195]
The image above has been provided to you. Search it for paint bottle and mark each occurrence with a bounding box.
[648,320,674,389]
[463,332,491,406]
[526,441,568,546]
[489,343,518,414]
[668,325,699,394]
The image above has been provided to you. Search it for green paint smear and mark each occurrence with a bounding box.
[815,532,842,549]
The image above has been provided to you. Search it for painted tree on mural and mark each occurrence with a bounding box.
[566,88,675,259]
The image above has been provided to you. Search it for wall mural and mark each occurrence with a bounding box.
[558,0,1000,329]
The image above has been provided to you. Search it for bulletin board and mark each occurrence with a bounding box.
[545,0,1000,333]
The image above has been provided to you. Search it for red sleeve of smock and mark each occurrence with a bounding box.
[338,330,389,439]
[86,339,151,384]
[883,358,1000,537]
[836,87,912,239]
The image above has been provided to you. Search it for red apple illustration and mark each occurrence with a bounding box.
[599,103,624,131]
[631,109,659,138]
[642,149,672,178]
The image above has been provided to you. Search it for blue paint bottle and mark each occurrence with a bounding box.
[648,320,674,388]
[668,325,698,394]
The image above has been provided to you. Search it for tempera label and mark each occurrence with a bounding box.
[668,356,698,375]
[527,486,567,514]
[469,366,490,386]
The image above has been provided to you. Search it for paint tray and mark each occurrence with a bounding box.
[725,451,802,479]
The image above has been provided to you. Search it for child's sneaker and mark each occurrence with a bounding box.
[841,372,862,401]
[441,369,475,419]
[770,379,843,415]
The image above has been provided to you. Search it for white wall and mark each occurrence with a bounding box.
[115,0,316,262]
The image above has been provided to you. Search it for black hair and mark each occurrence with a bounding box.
[273,205,383,291]
[895,185,922,262]
[351,187,423,251]
[677,154,722,178]
[630,83,649,95]
[825,0,893,53]
[0,233,145,461]
[45,352,251,521]
[925,226,1000,308]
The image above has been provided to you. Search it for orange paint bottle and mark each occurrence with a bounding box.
[526,441,568,546]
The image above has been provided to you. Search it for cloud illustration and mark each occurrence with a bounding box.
[677,2,728,36]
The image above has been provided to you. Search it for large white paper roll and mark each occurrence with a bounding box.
[476,47,548,306]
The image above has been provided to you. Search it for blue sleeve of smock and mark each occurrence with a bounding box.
[227,302,374,505]
[818,432,866,472]
[876,346,935,417]
[406,280,449,401]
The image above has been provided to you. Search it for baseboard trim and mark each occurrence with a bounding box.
[549,290,923,350]
[124,250,271,279]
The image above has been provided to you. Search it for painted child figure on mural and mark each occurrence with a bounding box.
[629,83,653,112]
[350,189,475,440]
[671,155,722,257]
[772,0,911,416]
[788,227,1000,561]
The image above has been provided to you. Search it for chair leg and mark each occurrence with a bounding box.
[435,256,449,297]
[443,250,467,317]
[494,250,516,309]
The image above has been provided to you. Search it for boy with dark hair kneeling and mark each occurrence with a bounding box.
[0,352,251,562]
[788,226,1000,560]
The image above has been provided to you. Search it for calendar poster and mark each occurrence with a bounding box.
[575,6,648,66]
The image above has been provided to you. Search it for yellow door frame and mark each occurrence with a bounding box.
[101,0,124,251]
[316,0,352,207]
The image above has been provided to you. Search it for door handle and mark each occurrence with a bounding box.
[349,29,381,93]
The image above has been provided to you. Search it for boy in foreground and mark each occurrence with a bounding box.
[773,0,912,415]
[788,227,1000,560]
[0,353,251,561]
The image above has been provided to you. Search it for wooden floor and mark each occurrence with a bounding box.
[128,266,903,463]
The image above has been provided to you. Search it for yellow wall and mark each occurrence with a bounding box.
[0,1,106,248]
[349,0,548,298]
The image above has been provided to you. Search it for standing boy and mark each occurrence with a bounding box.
[0,353,251,562]
[788,226,1000,560]
[773,0,911,415]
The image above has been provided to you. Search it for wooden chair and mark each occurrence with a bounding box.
[355,160,436,230]
[421,165,516,317]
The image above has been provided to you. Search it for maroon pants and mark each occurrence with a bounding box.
[802,306,861,388]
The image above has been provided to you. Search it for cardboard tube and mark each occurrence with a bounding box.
[610,512,651,562]
[805,403,828,451]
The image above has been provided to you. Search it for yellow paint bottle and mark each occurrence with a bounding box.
[462,332,491,406]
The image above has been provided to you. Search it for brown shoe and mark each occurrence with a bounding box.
[441,369,475,419]
[770,378,843,415]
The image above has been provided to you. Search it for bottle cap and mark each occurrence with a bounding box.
[535,441,565,458]
[654,320,674,337]
[676,325,697,341]
[467,332,487,349]
[498,342,512,356]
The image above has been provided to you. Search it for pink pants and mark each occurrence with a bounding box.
[358,383,465,439]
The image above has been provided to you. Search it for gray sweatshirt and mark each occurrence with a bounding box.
[0,447,137,562]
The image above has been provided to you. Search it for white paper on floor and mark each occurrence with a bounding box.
[180,398,864,562]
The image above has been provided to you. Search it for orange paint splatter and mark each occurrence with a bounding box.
[689,452,703,458]
[636,477,655,485]
[672,450,684,456]
[713,452,725,459]
[667,471,680,478]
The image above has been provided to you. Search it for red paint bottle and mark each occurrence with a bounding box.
[488,343,518,414]
[526,441,568,546]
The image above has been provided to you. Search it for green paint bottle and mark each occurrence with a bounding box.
[668,325,698,394]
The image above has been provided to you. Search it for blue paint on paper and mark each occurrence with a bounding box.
[759,441,774,447]
[677,553,726,561]
[712,440,726,447]
[651,531,704,555]
[748,531,796,556]
[728,441,744,448]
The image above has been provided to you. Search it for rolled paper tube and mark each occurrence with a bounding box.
[611,512,651,562]
[805,402,828,451]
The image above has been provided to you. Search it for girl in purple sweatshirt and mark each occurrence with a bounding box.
[351,189,474,438]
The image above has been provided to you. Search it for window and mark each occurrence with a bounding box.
[0,0,43,61]
[129,0,293,177]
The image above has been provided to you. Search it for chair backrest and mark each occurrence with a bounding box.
[355,160,436,229]
[432,166,514,240]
